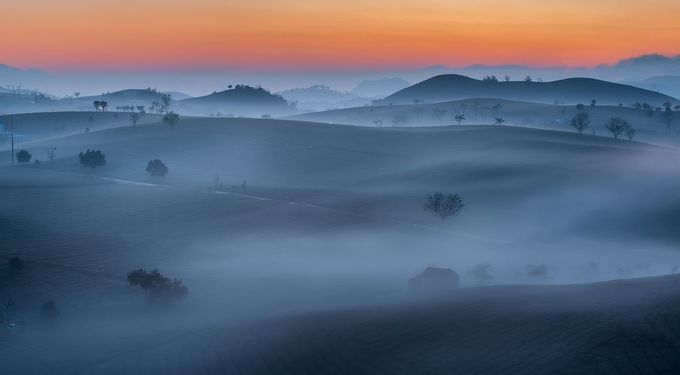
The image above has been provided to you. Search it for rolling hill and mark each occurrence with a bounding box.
[177,85,296,116]
[3,116,680,374]
[378,74,679,106]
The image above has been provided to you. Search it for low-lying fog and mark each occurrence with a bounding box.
[2,115,680,373]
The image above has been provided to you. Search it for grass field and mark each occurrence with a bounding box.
[2,114,680,374]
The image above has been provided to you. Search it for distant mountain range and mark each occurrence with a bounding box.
[625,75,680,99]
[379,75,678,106]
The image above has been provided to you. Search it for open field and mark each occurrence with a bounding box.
[2,115,680,373]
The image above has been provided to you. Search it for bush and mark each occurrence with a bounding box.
[163,112,180,128]
[16,150,32,163]
[8,257,24,272]
[40,300,60,320]
[424,192,464,221]
[79,149,106,169]
[146,159,168,177]
[127,269,188,302]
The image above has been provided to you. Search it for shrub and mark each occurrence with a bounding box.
[424,192,464,221]
[8,257,24,271]
[146,159,168,177]
[16,150,32,163]
[127,269,188,302]
[163,111,180,128]
[79,149,106,169]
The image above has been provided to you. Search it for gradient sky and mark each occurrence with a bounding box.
[2,0,679,72]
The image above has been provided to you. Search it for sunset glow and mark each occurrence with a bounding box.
[2,0,680,71]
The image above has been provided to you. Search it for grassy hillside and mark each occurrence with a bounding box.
[379,74,679,106]
[290,98,680,145]
[2,117,680,373]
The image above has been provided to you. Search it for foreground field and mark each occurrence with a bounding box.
[2,116,680,373]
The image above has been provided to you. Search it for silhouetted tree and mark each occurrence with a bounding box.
[424,192,464,221]
[482,75,499,83]
[576,103,585,111]
[494,117,505,126]
[454,113,466,125]
[78,149,106,169]
[604,117,629,139]
[161,94,172,113]
[163,111,180,128]
[504,75,511,82]
[16,149,31,163]
[570,112,591,135]
[524,75,533,82]
[373,119,384,128]
[146,159,168,177]
[590,99,597,107]
[93,100,102,111]
[662,103,674,131]
[130,112,140,127]
[625,127,637,141]
[100,101,108,111]
[127,269,188,303]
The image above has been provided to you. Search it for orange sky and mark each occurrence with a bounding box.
[1,0,679,71]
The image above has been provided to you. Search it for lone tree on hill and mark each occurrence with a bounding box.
[604,117,629,139]
[570,112,591,135]
[625,127,637,141]
[163,111,180,129]
[454,113,466,125]
[494,117,505,126]
[146,159,168,177]
[16,149,32,163]
[161,94,172,113]
[127,268,188,303]
[424,192,464,221]
[130,112,140,127]
[79,149,106,169]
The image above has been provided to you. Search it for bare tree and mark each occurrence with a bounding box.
[424,192,464,221]
[373,119,384,128]
[604,117,629,139]
[570,112,591,135]
[454,113,466,126]
[161,94,172,114]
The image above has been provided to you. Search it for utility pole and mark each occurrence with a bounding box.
[10,115,14,166]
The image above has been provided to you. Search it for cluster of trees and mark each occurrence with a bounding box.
[93,100,109,112]
[116,105,146,113]
[146,159,168,177]
[163,111,180,128]
[570,113,637,140]
[79,149,106,169]
[127,269,188,303]
[150,94,172,114]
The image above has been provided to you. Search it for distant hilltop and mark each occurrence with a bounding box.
[378,74,679,106]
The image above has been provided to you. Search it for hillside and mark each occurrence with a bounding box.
[2,117,680,373]
[379,74,679,106]
[178,85,296,116]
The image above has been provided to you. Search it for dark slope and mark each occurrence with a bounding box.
[381,74,679,106]
[178,85,296,116]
